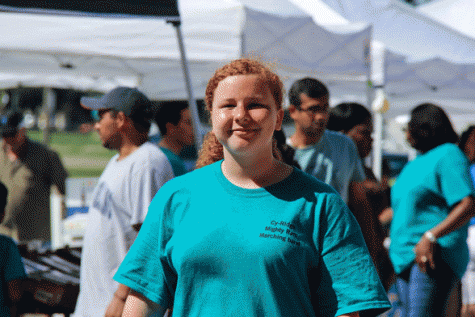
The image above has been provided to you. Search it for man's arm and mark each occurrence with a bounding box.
[48,150,68,195]
[105,283,131,317]
[105,219,143,317]
[7,279,23,317]
[122,290,166,317]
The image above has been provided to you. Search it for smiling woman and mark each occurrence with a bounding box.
[113,59,391,317]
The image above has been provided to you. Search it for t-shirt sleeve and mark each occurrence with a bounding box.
[313,193,390,316]
[4,237,27,282]
[438,146,475,207]
[114,186,176,308]
[129,153,174,227]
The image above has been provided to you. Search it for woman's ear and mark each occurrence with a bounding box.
[275,108,284,131]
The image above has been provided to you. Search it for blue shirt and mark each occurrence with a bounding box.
[291,130,365,203]
[0,235,26,317]
[115,161,390,316]
[160,147,188,177]
[390,143,475,278]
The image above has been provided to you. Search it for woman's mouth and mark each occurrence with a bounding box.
[231,128,259,135]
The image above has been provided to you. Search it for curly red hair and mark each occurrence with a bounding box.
[205,58,284,111]
[197,58,285,169]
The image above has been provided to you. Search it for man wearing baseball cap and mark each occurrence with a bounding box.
[0,111,67,243]
[74,87,175,317]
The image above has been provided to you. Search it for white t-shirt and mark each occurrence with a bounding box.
[74,142,174,317]
[289,130,365,203]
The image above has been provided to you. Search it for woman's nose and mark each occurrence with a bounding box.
[234,104,248,121]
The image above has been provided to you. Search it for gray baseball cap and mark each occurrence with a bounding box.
[81,87,152,118]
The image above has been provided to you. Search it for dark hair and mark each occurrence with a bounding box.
[408,103,458,153]
[107,108,150,135]
[155,101,188,136]
[327,102,371,132]
[129,111,152,134]
[0,181,7,212]
[459,125,475,152]
[288,77,329,109]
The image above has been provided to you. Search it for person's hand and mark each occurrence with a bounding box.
[104,294,126,317]
[414,235,436,272]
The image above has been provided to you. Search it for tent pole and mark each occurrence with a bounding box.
[373,111,383,180]
[170,21,203,151]
[370,42,386,181]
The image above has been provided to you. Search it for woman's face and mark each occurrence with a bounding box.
[211,74,284,158]
[464,130,475,162]
[347,117,373,158]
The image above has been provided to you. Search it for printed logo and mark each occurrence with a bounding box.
[259,220,301,246]
[92,182,114,219]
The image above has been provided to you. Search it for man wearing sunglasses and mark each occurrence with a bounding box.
[75,87,174,317]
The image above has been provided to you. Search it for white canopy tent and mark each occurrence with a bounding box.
[291,0,475,178]
[316,0,475,63]
[418,0,475,38]
[311,0,475,121]
[0,0,371,101]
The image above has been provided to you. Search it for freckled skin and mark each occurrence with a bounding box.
[211,74,284,158]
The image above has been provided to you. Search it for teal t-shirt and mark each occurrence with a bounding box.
[0,235,26,317]
[115,161,390,316]
[160,147,188,177]
[390,143,475,278]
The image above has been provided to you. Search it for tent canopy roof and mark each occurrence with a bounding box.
[0,0,371,101]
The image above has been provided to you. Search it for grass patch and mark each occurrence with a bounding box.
[66,166,109,178]
[27,130,115,178]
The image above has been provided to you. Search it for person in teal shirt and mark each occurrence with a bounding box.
[154,101,195,176]
[458,125,475,317]
[0,182,26,317]
[114,59,390,317]
[390,103,475,317]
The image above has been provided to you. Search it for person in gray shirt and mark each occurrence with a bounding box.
[287,77,365,203]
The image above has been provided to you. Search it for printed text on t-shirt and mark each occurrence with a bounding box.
[259,220,301,246]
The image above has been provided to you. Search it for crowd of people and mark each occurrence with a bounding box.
[0,58,474,317]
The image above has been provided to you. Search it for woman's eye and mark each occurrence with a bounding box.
[248,103,267,109]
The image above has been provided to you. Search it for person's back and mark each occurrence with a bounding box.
[0,181,26,317]
[0,111,68,243]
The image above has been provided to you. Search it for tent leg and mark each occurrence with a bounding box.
[170,21,204,151]
[370,42,386,180]
[373,112,383,180]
